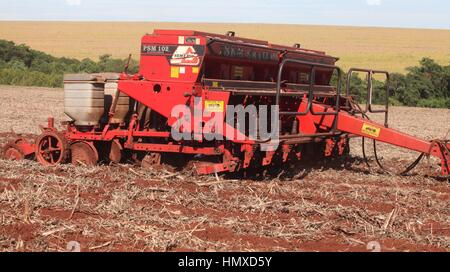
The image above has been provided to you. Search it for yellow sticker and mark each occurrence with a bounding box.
[205,100,224,113]
[233,66,244,78]
[362,123,381,138]
[212,81,219,88]
[170,66,179,78]
[192,67,199,74]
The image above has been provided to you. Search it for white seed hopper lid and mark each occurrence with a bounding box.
[64,73,121,83]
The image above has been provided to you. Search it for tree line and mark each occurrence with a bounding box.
[345,58,450,108]
[0,39,139,88]
[0,39,449,108]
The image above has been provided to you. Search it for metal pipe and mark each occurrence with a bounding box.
[109,54,132,123]
[279,132,342,140]
[108,88,121,120]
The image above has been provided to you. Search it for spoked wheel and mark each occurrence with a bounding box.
[2,143,25,161]
[35,131,68,166]
[70,141,98,166]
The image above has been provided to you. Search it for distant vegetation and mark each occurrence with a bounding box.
[0,39,138,88]
[346,58,450,108]
[0,39,449,108]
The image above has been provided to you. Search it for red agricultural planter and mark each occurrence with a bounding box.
[2,30,449,177]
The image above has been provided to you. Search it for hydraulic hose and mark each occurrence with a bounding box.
[348,98,424,176]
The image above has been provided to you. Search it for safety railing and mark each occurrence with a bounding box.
[346,68,390,127]
[275,58,343,134]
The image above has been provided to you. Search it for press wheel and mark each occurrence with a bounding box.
[109,139,123,163]
[141,152,162,168]
[70,141,98,167]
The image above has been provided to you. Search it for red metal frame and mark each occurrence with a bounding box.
[7,29,448,177]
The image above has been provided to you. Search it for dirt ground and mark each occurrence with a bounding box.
[0,85,449,252]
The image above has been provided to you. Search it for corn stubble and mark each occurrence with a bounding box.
[0,85,449,252]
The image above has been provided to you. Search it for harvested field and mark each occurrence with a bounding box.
[0,85,449,252]
[1,22,450,73]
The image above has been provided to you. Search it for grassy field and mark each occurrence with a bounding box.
[0,21,449,73]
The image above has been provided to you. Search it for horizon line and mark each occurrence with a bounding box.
[0,20,449,31]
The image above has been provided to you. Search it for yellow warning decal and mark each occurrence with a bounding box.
[361,123,381,138]
[233,66,244,78]
[170,66,179,78]
[205,100,224,113]
[192,67,199,74]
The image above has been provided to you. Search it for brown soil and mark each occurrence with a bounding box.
[0,85,449,252]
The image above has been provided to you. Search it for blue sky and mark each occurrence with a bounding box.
[0,0,449,29]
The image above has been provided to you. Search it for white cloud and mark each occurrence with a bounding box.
[366,0,382,6]
[66,0,82,6]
